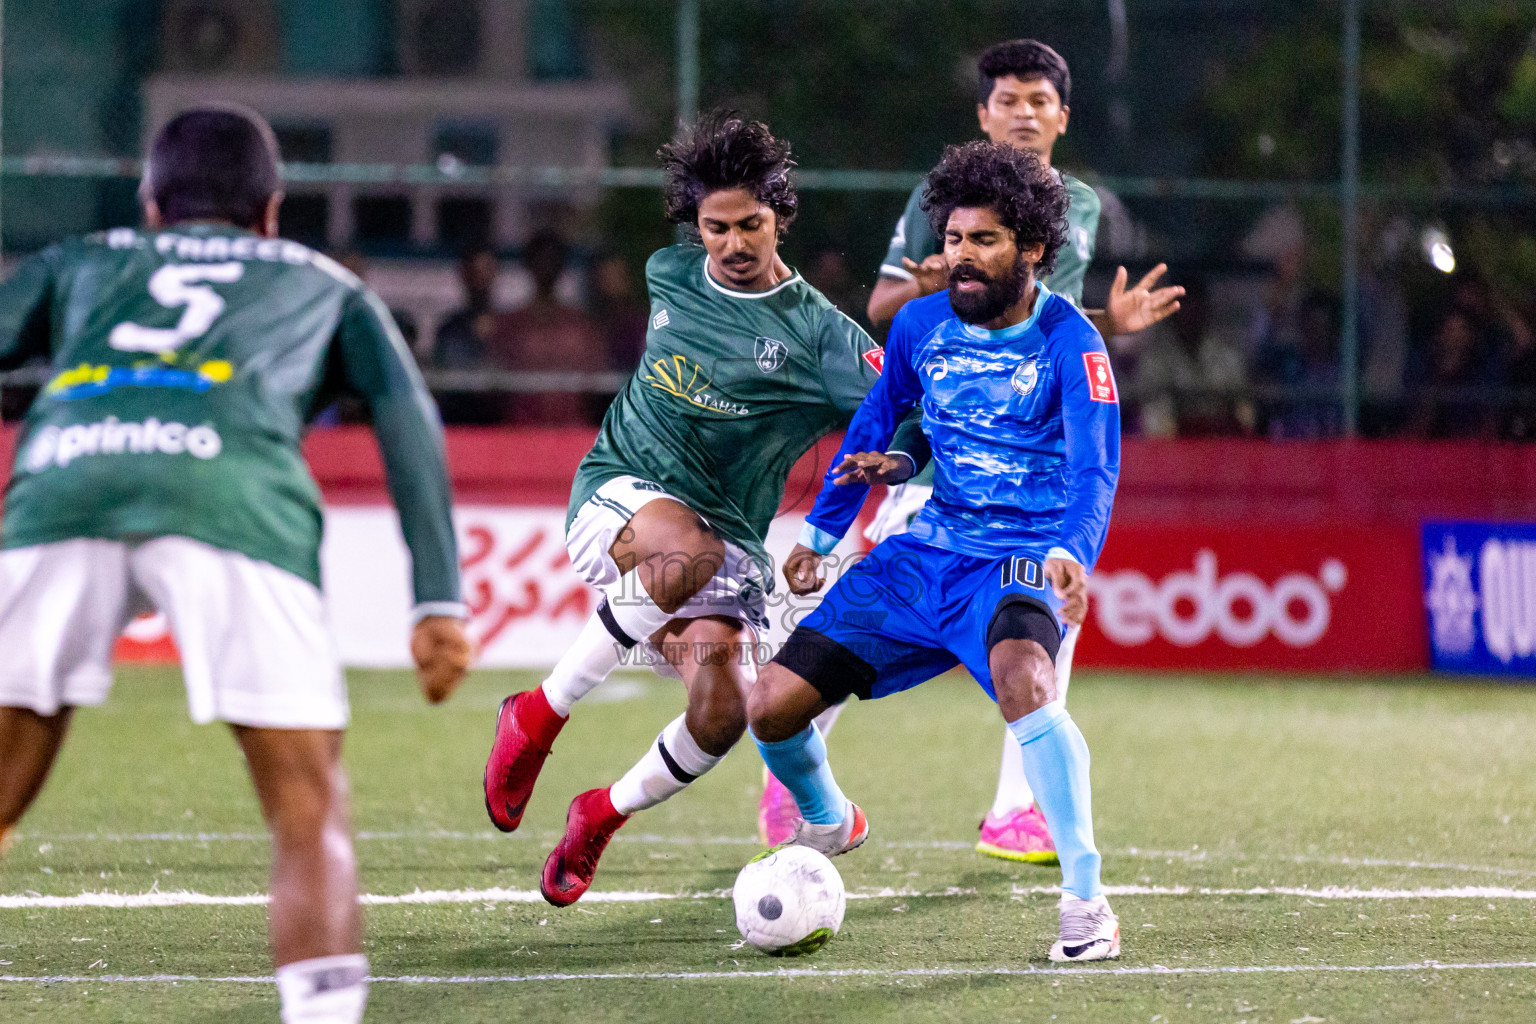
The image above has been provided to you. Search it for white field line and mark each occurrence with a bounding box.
[15,830,1536,879]
[9,882,1536,910]
[5,960,1536,985]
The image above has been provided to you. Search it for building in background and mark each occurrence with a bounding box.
[144,0,626,254]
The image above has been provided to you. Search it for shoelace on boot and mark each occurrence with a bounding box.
[1059,901,1114,944]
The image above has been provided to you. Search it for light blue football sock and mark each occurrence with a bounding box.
[751,724,847,826]
[1007,701,1103,900]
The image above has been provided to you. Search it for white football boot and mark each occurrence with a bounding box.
[1049,893,1120,962]
[786,800,869,857]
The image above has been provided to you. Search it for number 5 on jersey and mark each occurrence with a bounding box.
[109,262,245,353]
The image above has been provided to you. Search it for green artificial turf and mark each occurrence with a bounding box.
[3,666,1535,1022]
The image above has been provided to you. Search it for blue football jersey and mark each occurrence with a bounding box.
[802,284,1120,568]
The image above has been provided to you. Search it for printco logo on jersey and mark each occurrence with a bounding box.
[1091,549,1348,649]
[1423,522,1536,674]
[25,417,222,472]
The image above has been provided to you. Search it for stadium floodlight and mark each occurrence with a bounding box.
[1421,225,1455,274]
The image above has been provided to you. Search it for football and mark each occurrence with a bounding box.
[732,846,847,956]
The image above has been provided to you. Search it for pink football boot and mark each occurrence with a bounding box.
[976,805,1059,865]
[757,769,801,847]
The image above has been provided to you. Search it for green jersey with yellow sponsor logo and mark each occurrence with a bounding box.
[569,244,881,573]
[879,169,1101,307]
[0,224,461,612]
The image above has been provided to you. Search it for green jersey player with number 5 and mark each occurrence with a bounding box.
[0,106,471,1024]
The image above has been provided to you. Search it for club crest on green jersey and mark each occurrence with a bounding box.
[1011,358,1040,397]
[754,337,788,373]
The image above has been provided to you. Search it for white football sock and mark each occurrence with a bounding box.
[989,624,1080,817]
[812,700,846,737]
[542,569,675,715]
[1055,624,1079,702]
[275,954,368,1024]
[610,714,724,814]
[991,726,1034,817]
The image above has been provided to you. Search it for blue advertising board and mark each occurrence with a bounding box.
[1423,521,1536,676]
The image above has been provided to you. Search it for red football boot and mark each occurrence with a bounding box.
[483,688,567,832]
[541,787,630,907]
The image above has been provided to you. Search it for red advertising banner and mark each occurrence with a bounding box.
[1077,523,1427,671]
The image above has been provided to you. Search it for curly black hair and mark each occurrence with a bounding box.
[920,140,1070,279]
[659,110,797,235]
[977,39,1071,107]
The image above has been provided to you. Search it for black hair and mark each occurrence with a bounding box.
[977,39,1071,107]
[921,140,1070,278]
[458,241,497,263]
[522,228,568,267]
[659,110,797,235]
[141,104,281,229]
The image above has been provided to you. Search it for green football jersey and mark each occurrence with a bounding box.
[569,244,881,572]
[879,169,1101,306]
[0,224,462,613]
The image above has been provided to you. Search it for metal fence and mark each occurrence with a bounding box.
[2,0,1534,438]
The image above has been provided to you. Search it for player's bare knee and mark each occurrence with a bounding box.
[687,678,747,756]
[745,677,782,740]
[991,639,1057,719]
[745,668,805,743]
[643,526,725,612]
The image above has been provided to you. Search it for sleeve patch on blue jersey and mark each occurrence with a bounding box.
[1083,352,1118,403]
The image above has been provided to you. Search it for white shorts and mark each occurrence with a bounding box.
[566,475,770,645]
[0,536,347,729]
[864,482,934,546]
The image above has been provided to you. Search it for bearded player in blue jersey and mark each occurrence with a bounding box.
[758,39,1178,866]
[746,140,1121,961]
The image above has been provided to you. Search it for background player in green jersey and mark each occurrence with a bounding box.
[483,112,882,906]
[759,39,1185,864]
[866,39,1182,335]
[0,107,471,1024]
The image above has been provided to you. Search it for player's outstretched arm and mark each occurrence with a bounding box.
[867,257,946,327]
[1051,328,1122,580]
[334,288,472,702]
[800,305,927,557]
[0,247,58,371]
[1087,263,1184,339]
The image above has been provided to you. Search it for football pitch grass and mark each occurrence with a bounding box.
[4,667,1536,1022]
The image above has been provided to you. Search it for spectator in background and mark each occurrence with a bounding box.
[431,244,503,425]
[1252,289,1343,438]
[1242,205,1307,364]
[337,249,419,351]
[1405,307,1497,439]
[804,248,870,329]
[433,244,499,370]
[1356,212,1412,435]
[587,249,649,371]
[316,250,419,426]
[1130,277,1252,437]
[490,229,608,425]
[1502,299,1536,440]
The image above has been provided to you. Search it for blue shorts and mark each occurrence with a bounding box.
[780,532,1065,703]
